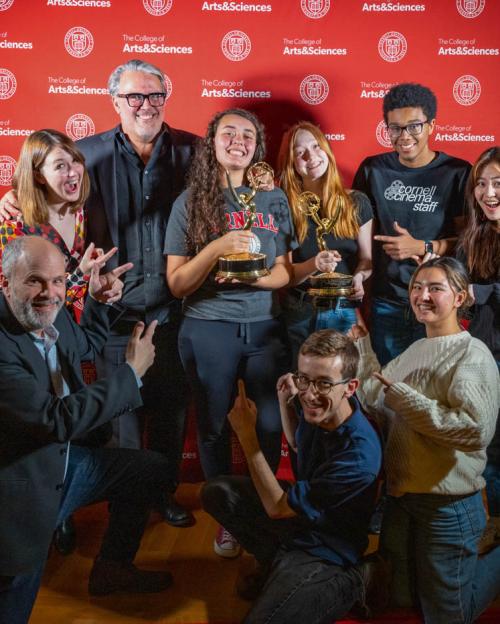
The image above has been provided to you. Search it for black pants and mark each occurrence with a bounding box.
[96,315,187,487]
[179,317,287,478]
[0,445,171,624]
[202,476,363,624]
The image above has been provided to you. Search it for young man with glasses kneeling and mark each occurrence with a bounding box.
[201,329,383,624]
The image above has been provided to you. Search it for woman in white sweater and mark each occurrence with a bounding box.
[351,256,500,624]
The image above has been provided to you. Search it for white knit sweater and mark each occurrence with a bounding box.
[355,331,500,497]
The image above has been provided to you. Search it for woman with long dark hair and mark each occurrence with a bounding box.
[164,108,295,557]
[278,122,372,364]
[457,146,500,550]
[351,257,500,623]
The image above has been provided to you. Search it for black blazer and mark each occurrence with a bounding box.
[0,295,142,575]
[77,124,197,268]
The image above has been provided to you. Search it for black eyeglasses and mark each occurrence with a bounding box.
[292,373,350,396]
[386,120,429,138]
[116,93,167,107]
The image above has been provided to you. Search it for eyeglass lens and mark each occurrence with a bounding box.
[387,122,425,138]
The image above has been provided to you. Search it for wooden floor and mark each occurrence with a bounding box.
[31,483,254,624]
[30,483,500,624]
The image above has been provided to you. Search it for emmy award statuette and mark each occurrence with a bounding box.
[297,191,354,304]
[216,162,274,281]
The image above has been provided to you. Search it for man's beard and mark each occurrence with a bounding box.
[10,297,64,332]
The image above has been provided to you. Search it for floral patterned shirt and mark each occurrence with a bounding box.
[0,205,88,317]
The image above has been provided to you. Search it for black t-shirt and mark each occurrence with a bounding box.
[292,190,373,279]
[353,151,471,303]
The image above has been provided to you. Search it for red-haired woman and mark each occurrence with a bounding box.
[278,122,372,364]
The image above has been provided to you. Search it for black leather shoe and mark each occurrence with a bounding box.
[236,561,271,601]
[88,558,173,596]
[53,515,77,556]
[159,496,195,528]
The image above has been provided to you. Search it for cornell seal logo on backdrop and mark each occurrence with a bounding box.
[0,0,15,12]
[0,156,16,186]
[0,69,17,100]
[300,74,329,105]
[221,31,251,61]
[64,27,94,58]
[143,0,173,16]
[376,121,392,148]
[453,75,481,106]
[456,0,485,19]
[163,74,173,99]
[66,114,95,141]
[301,0,330,19]
[378,32,407,62]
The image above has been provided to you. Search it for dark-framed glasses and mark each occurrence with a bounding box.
[292,373,350,396]
[386,120,429,138]
[116,92,167,107]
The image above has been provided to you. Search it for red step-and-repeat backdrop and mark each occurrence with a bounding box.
[1,0,499,185]
[1,0,499,479]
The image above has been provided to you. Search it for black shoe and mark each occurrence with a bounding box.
[88,558,173,596]
[53,516,77,556]
[159,496,195,528]
[353,552,391,619]
[236,562,271,601]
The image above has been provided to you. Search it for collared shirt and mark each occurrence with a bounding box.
[114,126,176,324]
[30,325,71,480]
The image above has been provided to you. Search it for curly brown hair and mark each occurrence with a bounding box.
[185,108,266,254]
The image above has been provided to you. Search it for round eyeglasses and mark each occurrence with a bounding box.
[292,373,350,396]
[386,120,429,138]
[116,92,167,107]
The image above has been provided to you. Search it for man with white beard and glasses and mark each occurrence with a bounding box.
[0,237,176,624]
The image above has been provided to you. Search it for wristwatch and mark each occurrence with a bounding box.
[424,240,434,254]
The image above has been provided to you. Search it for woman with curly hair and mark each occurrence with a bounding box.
[457,146,500,550]
[164,108,296,557]
[278,122,372,365]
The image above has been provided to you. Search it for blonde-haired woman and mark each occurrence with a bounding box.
[278,122,372,364]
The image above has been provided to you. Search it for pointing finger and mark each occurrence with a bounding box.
[143,319,158,340]
[96,246,118,265]
[373,371,391,387]
[374,235,396,243]
[110,262,134,278]
[237,379,248,405]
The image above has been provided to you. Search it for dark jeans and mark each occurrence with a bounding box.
[0,445,171,624]
[371,297,426,366]
[96,316,187,487]
[179,317,287,478]
[202,476,363,624]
